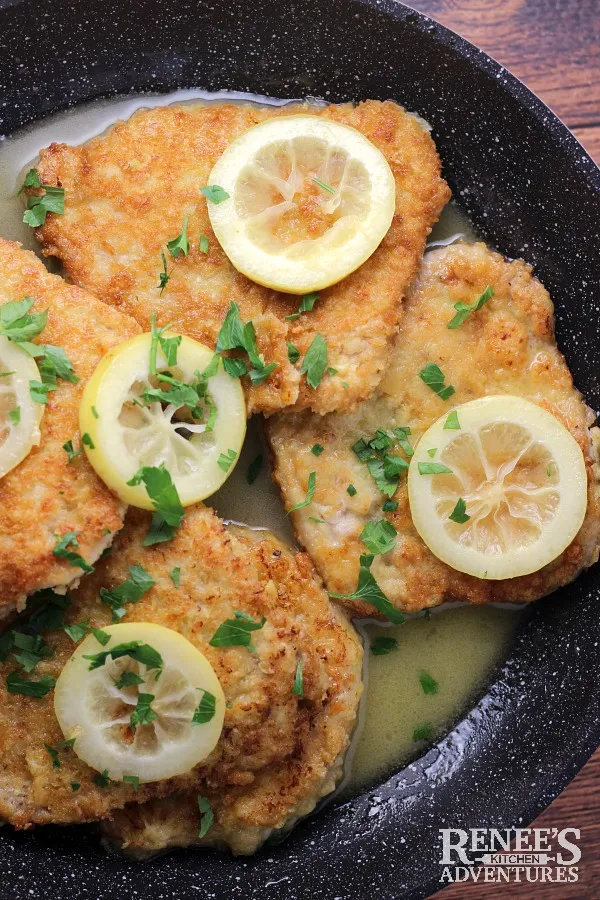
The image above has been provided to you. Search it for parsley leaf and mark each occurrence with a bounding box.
[157,251,171,294]
[130,692,157,732]
[192,689,216,724]
[81,432,95,450]
[444,410,460,430]
[167,216,190,258]
[29,380,50,404]
[246,453,263,485]
[352,428,411,498]
[115,670,145,690]
[197,795,214,838]
[200,185,230,204]
[300,334,328,389]
[93,769,110,788]
[23,182,65,227]
[127,465,184,546]
[360,519,397,555]
[291,660,303,696]
[287,342,300,364]
[419,671,439,695]
[347,484,357,497]
[217,449,237,472]
[216,302,277,386]
[123,774,140,791]
[8,407,20,425]
[449,497,470,523]
[417,462,453,475]
[285,292,320,321]
[44,738,76,770]
[222,357,247,378]
[0,297,47,342]
[62,440,82,464]
[91,627,111,646]
[209,611,266,652]
[418,363,455,401]
[6,671,55,697]
[100,564,156,622]
[20,342,78,386]
[84,641,163,672]
[169,567,181,587]
[311,443,324,457]
[149,313,182,374]
[71,782,81,791]
[53,531,94,573]
[413,723,434,742]
[447,285,494,329]
[382,499,398,512]
[288,471,316,512]
[11,631,52,672]
[63,620,90,643]
[18,168,41,193]
[329,555,405,624]
[199,234,209,254]
[371,636,397,656]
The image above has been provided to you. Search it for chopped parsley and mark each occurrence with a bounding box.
[167,216,190,258]
[169,567,181,587]
[62,440,82,464]
[100,563,156,622]
[347,484,357,497]
[291,660,304,696]
[71,782,81,792]
[246,453,263,485]
[148,312,182,374]
[63,620,90,643]
[11,631,52,672]
[417,462,453,475]
[382,499,398,512]
[217,449,237,472]
[127,465,184,546]
[21,170,65,227]
[200,185,230,204]
[192,689,216,724]
[360,519,397,555]
[447,285,494,329]
[44,738,76,770]
[444,410,460,430]
[115,670,145,690]
[288,471,316,512]
[222,357,247,378]
[29,380,50,404]
[53,531,94,573]
[413,723,434,742]
[418,363,455,401]
[371,636,397,656]
[312,177,335,194]
[311,443,324,456]
[329,555,404,624]
[285,292,319,321]
[216,301,278,386]
[419,671,439,695]
[197,795,214,838]
[308,516,324,523]
[91,627,111,646]
[130,692,157,732]
[426,448,437,458]
[449,498,470,524]
[84,640,163,672]
[123,775,140,791]
[6,671,55,697]
[300,334,328,389]
[199,234,209,254]
[81,432,95,450]
[157,251,171,294]
[287,342,300,364]
[209,610,266,653]
[0,296,47,343]
[91,405,99,419]
[352,428,412,498]
[93,769,110,788]
[8,407,20,425]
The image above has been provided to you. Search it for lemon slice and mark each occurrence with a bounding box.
[206,115,396,293]
[54,622,225,783]
[79,333,246,508]
[408,395,588,579]
[0,334,43,478]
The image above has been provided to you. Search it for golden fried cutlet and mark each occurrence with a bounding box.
[0,506,362,853]
[0,239,139,616]
[33,100,450,416]
[267,242,600,615]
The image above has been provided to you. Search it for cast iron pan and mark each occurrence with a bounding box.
[1,0,599,897]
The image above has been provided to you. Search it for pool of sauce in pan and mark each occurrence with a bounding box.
[0,91,521,799]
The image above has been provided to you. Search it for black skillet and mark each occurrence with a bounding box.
[0,0,599,897]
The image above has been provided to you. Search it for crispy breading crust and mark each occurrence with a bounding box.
[0,508,362,843]
[34,100,450,416]
[267,242,600,614]
[0,239,139,612]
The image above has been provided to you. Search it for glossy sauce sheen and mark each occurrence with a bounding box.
[0,91,521,796]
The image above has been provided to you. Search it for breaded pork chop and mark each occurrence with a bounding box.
[0,239,139,617]
[33,100,450,416]
[0,507,362,854]
[268,242,600,615]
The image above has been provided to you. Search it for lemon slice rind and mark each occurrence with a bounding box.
[408,395,588,580]
[79,333,246,509]
[207,115,396,293]
[54,622,225,783]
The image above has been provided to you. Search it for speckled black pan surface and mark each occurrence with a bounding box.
[1,0,600,897]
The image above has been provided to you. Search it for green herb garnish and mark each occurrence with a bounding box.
[288,471,316,512]
[417,462,453,475]
[360,519,397,555]
[329,555,404,624]
[449,498,470,523]
[300,334,328,389]
[197,795,214,838]
[199,235,209,254]
[217,449,237,472]
[413,723,434,742]
[22,174,65,227]
[418,363,455,400]
[53,531,94,573]
[91,627,111,646]
[6,671,55,697]
[247,453,263,485]
[371,636,397,656]
[447,286,494,329]
[287,342,300,364]
[44,738,76,770]
[8,407,20,425]
[382,499,398,512]
[209,611,266,653]
[347,484,357,497]
[167,215,190,258]
[93,769,110,788]
[285,292,320,321]
[169,567,181,587]
[444,410,460,430]
[311,443,324,456]
[419,671,439,695]
[157,251,171,294]
[127,465,184,546]
[216,301,278,386]
[84,640,163,672]
[115,670,145,690]
[291,660,304,696]
[130,692,157,732]
[123,775,140,791]
[100,564,156,622]
[192,689,216,724]
[200,185,230,204]
[63,620,90,643]
[62,440,81,463]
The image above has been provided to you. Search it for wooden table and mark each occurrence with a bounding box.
[407,1,600,897]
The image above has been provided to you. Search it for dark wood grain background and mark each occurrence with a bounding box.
[406,1,600,897]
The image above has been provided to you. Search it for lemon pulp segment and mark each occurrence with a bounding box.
[54,622,225,783]
[79,333,246,508]
[408,395,588,579]
[0,334,43,479]
[207,115,396,293]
